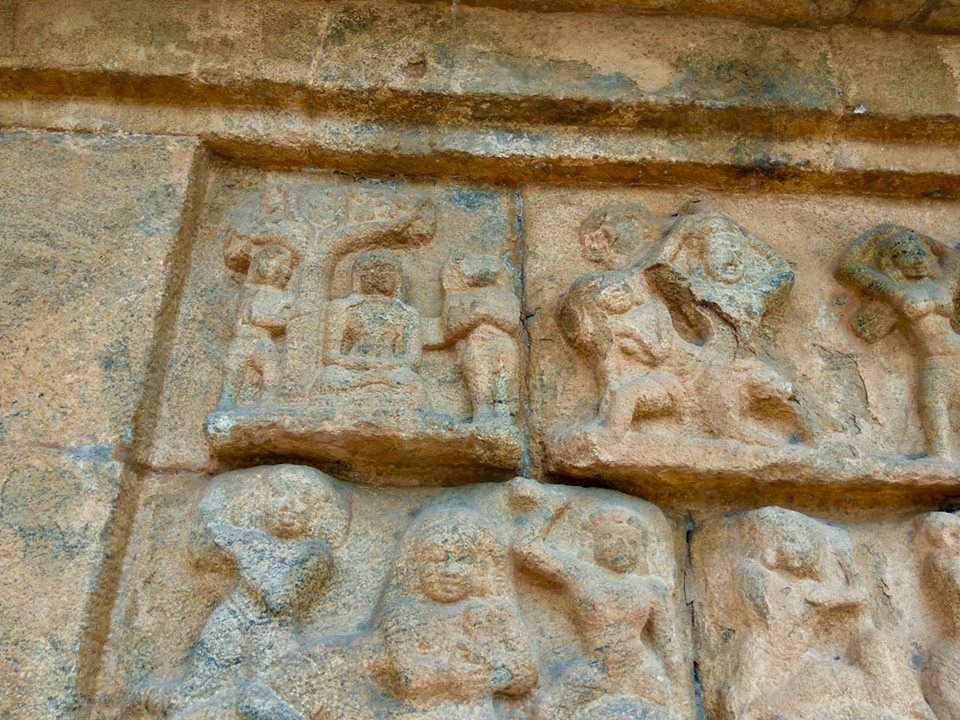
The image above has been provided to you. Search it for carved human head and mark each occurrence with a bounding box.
[578,203,663,270]
[597,280,637,316]
[703,230,746,285]
[877,227,938,280]
[201,465,351,552]
[742,507,856,583]
[669,202,749,286]
[407,508,505,604]
[354,250,404,297]
[251,243,295,288]
[590,506,648,574]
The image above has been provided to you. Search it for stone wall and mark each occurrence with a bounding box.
[1,2,959,718]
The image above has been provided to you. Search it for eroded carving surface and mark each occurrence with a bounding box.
[509,478,689,720]
[693,507,937,720]
[837,225,960,461]
[136,465,350,718]
[374,506,538,716]
[108,470,690,720]
[199,178,524,482]
[915,512,960,720]
[551,200,810,476]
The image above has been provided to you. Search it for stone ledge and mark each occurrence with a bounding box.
[3,98,959,199]
[447,0,960,33]
[2,2,959,143]
[205,408,525,484]
[547,427,960,502]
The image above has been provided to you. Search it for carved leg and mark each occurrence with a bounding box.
[600,384,639,433]
[920,357,953,460]
[461,325,518,423]
[218,341,247,410]
[258,339,282,404]
[601,371,676,433]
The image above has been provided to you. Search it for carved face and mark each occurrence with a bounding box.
[581,223,617,266]
[252,245,294,287]
[704,232,745,285]
[882,231,934,279]
[264,497,310,540]
[416,526,480,603]
[591,509,646,574]
[355,252,403,296]
[597,281,635,316]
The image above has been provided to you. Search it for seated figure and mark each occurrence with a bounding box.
[320,250,425,409]
[373,506,538,718]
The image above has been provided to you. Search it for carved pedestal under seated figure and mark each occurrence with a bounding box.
[915,512,960,720]
[837,225,960,461]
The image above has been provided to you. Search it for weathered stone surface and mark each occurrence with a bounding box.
[525,186,960,502]
[146,165,523,482]
[691,506,960,719]
[4,2,960,718]
[94,468,692,719]
[0,130,203,717]
[3,1,960,142]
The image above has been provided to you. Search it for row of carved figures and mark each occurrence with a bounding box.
[219,233,519,425]
[131,466,959,720]
[136,468,686,720]
[560,200,960,460]
[215,188,960,460]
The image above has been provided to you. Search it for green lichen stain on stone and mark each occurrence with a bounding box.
[671,37,838,111]
[456,51,640,103]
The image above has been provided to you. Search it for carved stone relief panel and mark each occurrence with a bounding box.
[691,506,960,720]
[146,163,523,483]
[524,187,960,496]
[914,511,960,720]
[837,225,960,462]
[94,469,693,720]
